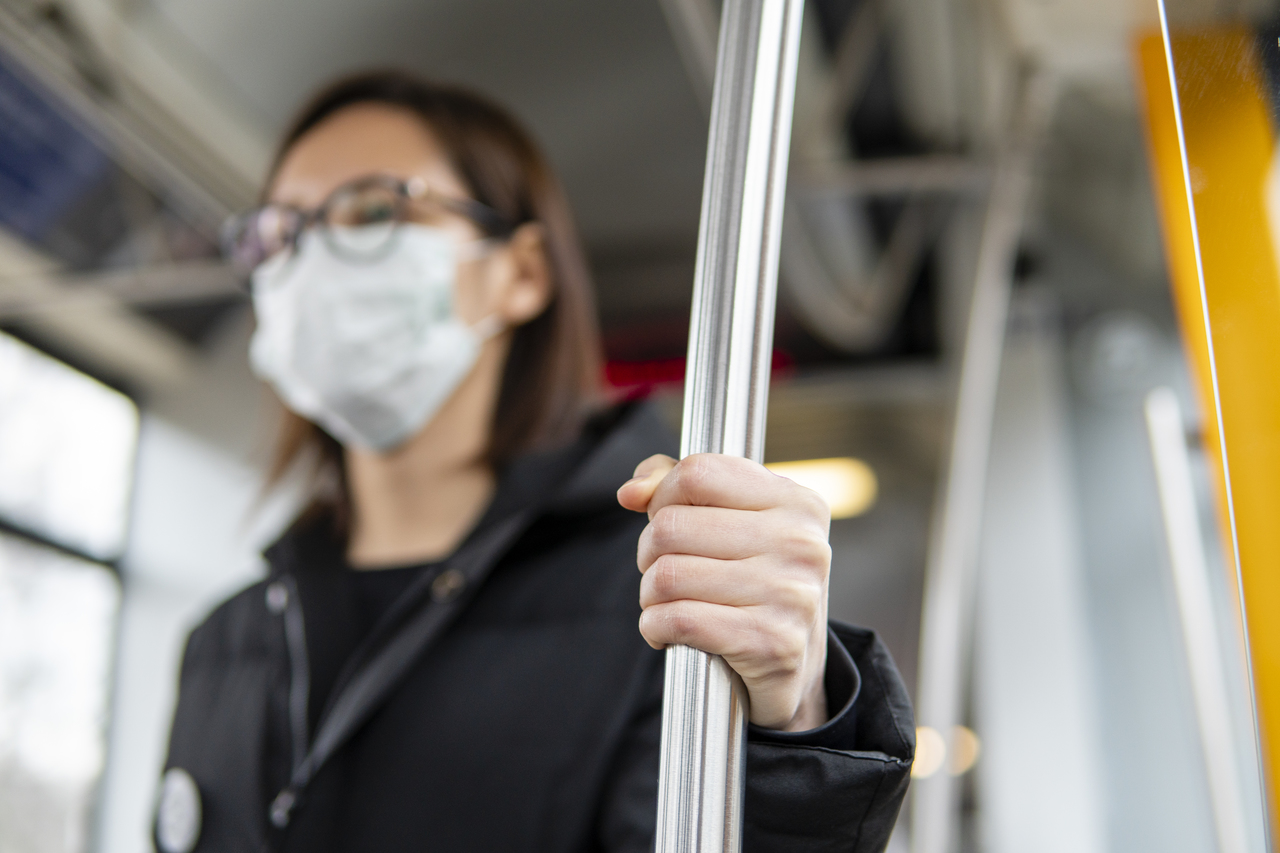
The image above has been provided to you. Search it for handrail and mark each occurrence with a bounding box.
[657,1,805,850]
[909,68,1055,853]
[1145,387,1254,853]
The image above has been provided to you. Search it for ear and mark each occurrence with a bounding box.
[494,222,553,325]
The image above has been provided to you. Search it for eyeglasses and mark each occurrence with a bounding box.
[220,174,516,274]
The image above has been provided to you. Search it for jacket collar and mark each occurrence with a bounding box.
[263,400,676,577]
[548,402,675,513]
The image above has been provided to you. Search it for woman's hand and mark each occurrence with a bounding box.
[617,453,832,732]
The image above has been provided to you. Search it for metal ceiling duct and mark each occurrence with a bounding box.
[660,0,987,354]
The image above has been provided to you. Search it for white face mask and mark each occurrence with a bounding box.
[249,224,502,452]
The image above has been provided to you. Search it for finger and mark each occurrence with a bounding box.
[636,505,829,572]
[633,453,677,480]
[636,598,761,656]
[639,553,820,612]
[616,454,677,513]
[638,600,822,728]
[647,453,818,517]
[637,505,771,569]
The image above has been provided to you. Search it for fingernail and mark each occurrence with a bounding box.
[620,476,645,488]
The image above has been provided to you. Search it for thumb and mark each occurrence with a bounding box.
[616,454,677,513]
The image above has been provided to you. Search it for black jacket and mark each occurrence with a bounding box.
[159,403,914,852]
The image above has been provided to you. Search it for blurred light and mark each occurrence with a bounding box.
[0,331,138,558]
[949,725,981,776]
[911,726,946,779]
[911,725,981,780]
[766,457,877,519]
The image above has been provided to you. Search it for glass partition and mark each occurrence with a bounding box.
[1139,2,1280,847]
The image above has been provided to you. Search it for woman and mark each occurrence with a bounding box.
[157,71,913,853]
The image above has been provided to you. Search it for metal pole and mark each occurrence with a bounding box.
[910,69,1054,853]
[657,1,804,851]
[1145,388,1255,853]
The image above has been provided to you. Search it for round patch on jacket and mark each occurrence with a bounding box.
[156,767,202,853]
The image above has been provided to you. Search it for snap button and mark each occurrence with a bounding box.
[265,582,288,614]
[156,767,201,853]
[269,788,297,828]
[430,568,466,603]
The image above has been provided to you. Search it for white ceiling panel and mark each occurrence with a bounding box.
[138,0,710,251]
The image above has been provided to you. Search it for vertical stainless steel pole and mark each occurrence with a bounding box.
[657,1,805,851]
[1145,388,1256,853]
[910,70,1055,853]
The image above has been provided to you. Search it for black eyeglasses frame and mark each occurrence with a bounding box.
[221,174,517,274]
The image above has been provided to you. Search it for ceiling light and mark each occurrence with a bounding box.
[911,726,946,779]
[949,725,981,776]
[765,457,877,519]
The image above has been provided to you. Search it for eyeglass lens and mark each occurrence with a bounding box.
[225,177,502,273]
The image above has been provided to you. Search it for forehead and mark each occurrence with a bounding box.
[268,103,470,208]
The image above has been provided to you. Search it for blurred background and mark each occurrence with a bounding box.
[0,0,1269,850]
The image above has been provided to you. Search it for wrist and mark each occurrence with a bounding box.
[779,670,829,732]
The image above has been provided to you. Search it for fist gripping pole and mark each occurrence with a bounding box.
[656,1,805,851]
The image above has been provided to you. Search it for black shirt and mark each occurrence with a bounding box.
[294,552,444,743]
[346,562,440,645]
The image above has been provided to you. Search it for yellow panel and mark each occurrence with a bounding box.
[1134,34,1227,532]
[1137,26,1280,835]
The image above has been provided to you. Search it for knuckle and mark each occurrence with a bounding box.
[758,645,801,682]
[790,533,831,572]
[773,634,808,678]
[799,589,822,624]
[775,577,816,613]
[804,488,831,519]
[637,610,660,645]
[664,605,698,641]
[767,608,806,647]
[789,574,825,623]
[751,616,809,674]
[811,539,833,572]
[677,454,715,494]
[636,526,657,569]
[651,554,683,599]
[636,522,651,552]
[649,505,683,547]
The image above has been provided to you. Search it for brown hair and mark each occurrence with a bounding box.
[263,70,602,519]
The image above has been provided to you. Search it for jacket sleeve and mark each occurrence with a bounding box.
[744,622,915,852]
[597,622,913,853]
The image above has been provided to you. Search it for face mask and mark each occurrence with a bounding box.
[249,224,502,452]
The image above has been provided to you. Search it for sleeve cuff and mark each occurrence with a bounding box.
[746,625,861,750]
